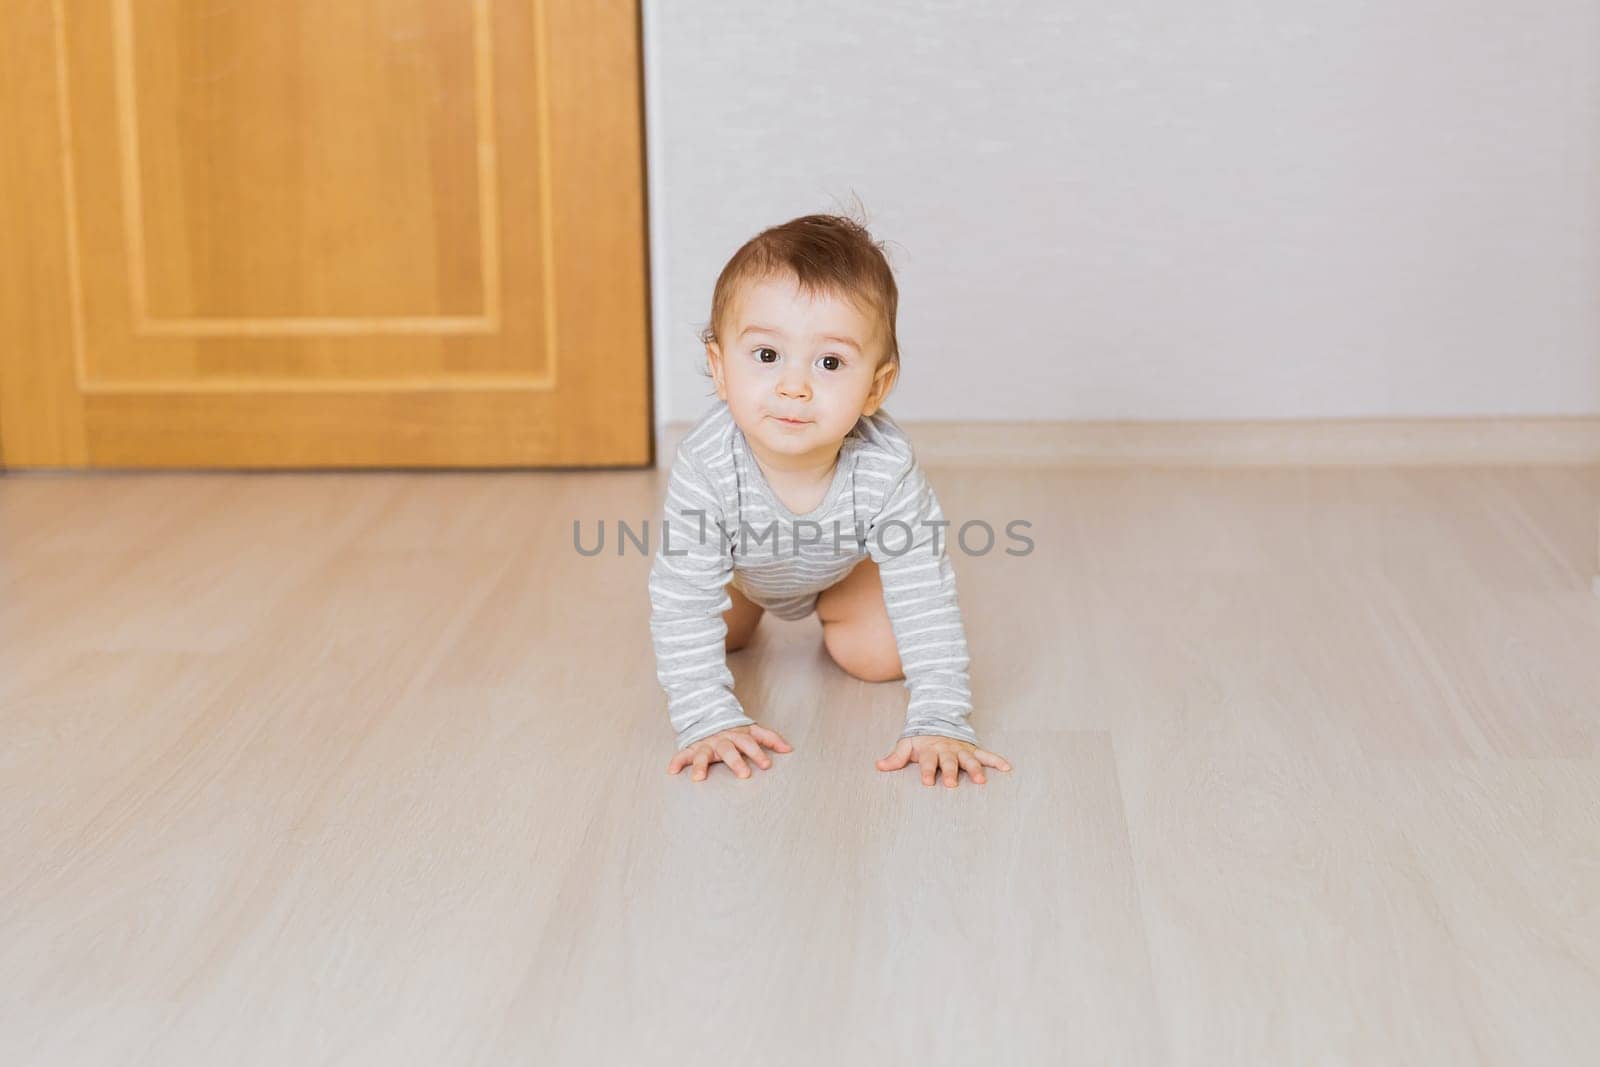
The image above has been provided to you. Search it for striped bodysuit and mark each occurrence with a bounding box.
[648,399,978,751]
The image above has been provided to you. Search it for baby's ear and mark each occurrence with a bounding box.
[704,341,728,399]
[864,357,898,413]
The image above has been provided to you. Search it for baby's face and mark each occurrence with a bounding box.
[706,272,897,462]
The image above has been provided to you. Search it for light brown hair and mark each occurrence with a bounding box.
[698,212,900,370]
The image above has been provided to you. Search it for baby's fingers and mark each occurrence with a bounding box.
[749,724,792,752]
[729,731,773,770]
[876,738,914,771]
[715,739,751,779]
[974,748,1013,772]
[958,751,987,784]
[692,748,712,781]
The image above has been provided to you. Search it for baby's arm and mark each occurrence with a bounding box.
[648,445,756,750]
[866,456,981,746]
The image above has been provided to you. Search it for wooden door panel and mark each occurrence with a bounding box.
[0,0,652,468]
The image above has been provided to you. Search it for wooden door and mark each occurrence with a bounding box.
[0,0,652,469]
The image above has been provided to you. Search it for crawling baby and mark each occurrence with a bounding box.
[649,213,1012,789]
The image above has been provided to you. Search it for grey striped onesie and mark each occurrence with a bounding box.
[648,398,978,751]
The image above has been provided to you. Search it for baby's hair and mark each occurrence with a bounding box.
[697,204,900,379]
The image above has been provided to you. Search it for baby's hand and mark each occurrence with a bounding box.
[668,723,793,782]
[876,736,1011,788]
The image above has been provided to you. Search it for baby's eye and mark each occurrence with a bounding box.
[818,355,843,372]
[753,347,778,363]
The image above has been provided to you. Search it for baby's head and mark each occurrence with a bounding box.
[700,214,901,460]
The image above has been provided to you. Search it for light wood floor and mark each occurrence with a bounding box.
[1,463,1598,1066]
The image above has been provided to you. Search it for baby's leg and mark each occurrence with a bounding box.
[724,581,765,652]
[815,557,905,683]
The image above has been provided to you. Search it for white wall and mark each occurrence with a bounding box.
[642,1,1600,428]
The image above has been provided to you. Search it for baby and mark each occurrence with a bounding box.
[649,213,1012,788]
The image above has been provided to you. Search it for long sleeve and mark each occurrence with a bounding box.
[866,458,980,745]
[648,449,755,750]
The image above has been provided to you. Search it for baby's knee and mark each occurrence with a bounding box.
[822,620,903,683]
